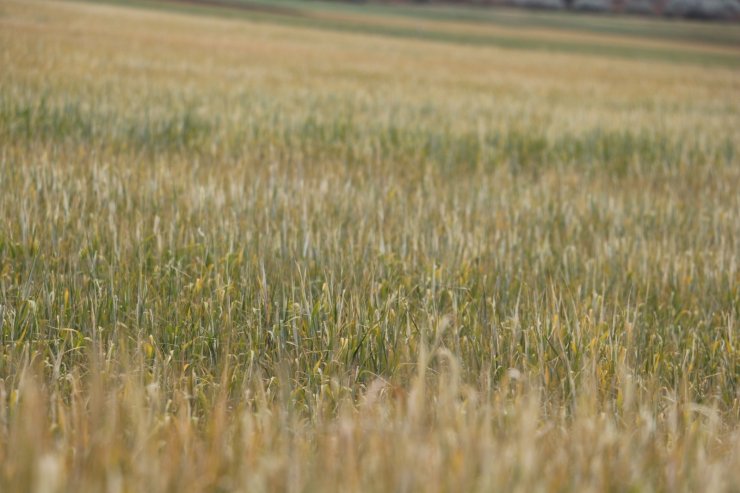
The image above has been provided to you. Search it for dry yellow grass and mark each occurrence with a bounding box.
[0,0,739,491]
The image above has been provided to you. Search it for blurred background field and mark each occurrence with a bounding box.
[0,0,739,491]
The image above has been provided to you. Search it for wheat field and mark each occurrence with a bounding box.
[0,0,739,491]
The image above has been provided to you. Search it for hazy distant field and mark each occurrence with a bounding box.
[1,0,739,491]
